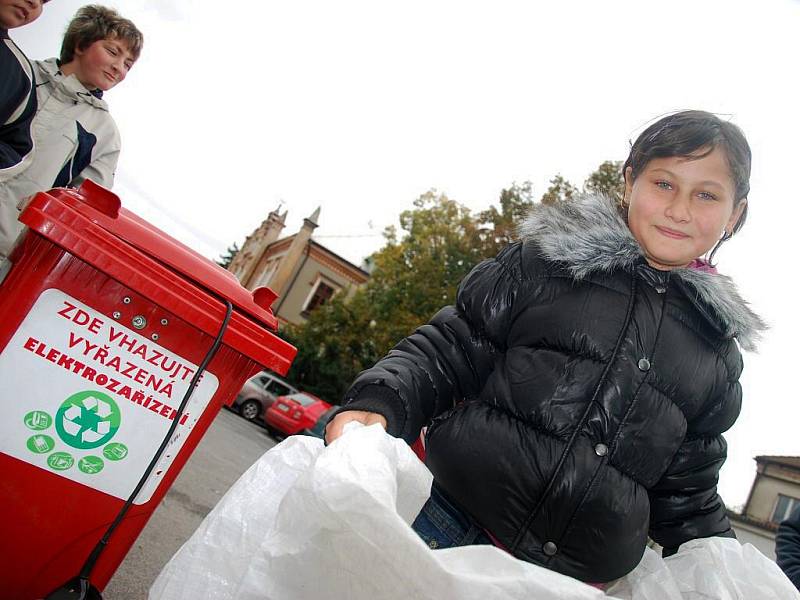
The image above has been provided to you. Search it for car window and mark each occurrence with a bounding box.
[266,380,293,397]
[283,393,318,407]
[257,375,270,387]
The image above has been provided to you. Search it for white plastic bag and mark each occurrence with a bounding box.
[608,537,799,599]
[150,424,798,600]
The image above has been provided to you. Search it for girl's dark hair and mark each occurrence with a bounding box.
[60,5,143,65]
[622,110,752,236]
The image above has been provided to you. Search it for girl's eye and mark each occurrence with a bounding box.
[655,180,672,190]
[106,47,118,56]
[698,191,717,201]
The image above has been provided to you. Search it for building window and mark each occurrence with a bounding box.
[772,494,800,523]
[303,280,336,315]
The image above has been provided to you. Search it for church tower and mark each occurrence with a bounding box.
[228,207,287,286]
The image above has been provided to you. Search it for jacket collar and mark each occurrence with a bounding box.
[518,193,767,351]
[35,58,109,110]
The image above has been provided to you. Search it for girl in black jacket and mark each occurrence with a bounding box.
[326,110,766,583]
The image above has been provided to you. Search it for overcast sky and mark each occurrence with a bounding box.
[15,0,800,508]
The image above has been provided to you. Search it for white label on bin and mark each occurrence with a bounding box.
[0,288,219,504]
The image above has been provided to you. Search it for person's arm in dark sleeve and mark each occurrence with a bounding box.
[777,505,800,590]
[341,242,525,444]
[0,38,36,177]
[648,372,742,556]
[648,434,736,557]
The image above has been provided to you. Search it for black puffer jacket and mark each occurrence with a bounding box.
[343,194,766,583]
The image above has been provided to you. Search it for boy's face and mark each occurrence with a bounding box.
[69,37,136,92]
[0,0,45,30]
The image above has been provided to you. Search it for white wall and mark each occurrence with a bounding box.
[731,522,776,560]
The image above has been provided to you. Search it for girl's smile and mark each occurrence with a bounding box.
[654,225,689,239]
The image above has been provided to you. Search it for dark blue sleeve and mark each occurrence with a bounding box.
[777,505,800,590]
[0,37,36,171]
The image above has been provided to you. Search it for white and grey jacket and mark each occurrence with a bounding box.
[0,57,121,258]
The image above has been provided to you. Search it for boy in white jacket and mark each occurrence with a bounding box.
[0,4,143,258]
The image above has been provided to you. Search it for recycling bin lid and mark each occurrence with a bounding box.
[17,181,296,374]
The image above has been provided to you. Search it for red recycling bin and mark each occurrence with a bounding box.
[0,181,297,598]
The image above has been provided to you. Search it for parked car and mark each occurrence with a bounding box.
[302,405,342,439]
[264,392,332,437]
[233,372,298,422]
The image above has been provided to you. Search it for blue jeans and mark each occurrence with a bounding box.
[412,484,494,549]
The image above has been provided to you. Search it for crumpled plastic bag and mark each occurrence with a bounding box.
[150,424,798,600]
[606,538,798,599]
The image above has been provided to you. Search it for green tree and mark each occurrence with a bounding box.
[583,160,624,203]
[281,292,377,402]
[284,190,492,402]
[478,181,535,255]
[216,242,240,269]
[540,174,578,205]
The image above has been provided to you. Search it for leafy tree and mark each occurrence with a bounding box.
[540,174,578,205]
[478,181,535,255]
[584,160,624,203]
[281,292,377,402]
[284,190,491,402]
[216,242,240,269]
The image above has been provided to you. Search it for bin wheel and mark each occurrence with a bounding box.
[239,399,261,421]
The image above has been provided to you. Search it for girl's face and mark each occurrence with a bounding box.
[624,147,746,270]
[67,37,135,92]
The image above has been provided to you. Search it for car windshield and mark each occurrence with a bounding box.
[283,393,319,407]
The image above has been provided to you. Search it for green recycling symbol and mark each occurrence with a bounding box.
[55,391,121,450]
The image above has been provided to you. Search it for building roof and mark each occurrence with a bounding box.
[756,455,800,470]
[264,234,370,279]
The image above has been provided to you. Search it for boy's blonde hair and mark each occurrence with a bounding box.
[59,5,143,65]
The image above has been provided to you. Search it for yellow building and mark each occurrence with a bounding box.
[228,207,370,326]
[728,455,800,560]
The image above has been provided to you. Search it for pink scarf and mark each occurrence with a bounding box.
[687,258,718,274]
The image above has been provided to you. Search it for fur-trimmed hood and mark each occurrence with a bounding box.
[518,193,767,351]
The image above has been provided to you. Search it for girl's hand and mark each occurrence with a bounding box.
[325,410,387,444]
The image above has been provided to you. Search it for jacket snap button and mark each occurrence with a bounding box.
[543,541,558,556]
[594,443,608,457]
[637,358,651,371]
[655,286,666,294]
[428,539,439,549]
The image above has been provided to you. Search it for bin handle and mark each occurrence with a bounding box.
[76,179,121,218]
[45,299,234,600]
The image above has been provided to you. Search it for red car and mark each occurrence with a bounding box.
[264,392,332,437]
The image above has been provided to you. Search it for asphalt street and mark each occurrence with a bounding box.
[104,407,277,599]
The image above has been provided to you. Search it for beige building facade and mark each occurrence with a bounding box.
[227,207,369,326]
[728,455,800,559]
